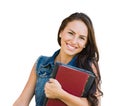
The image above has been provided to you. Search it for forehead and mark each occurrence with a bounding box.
[65,20,88,36]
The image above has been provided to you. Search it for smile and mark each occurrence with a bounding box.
[66,43,77,51]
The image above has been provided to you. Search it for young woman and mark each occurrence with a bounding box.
[13,12,103,106]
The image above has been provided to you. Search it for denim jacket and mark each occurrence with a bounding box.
[35,50,78,106]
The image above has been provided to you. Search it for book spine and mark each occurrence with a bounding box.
[82,76,95,97]
[51,62,61,78]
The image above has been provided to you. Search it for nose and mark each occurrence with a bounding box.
[71,37,79,44]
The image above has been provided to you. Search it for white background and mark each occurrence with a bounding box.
[0,0,120,106]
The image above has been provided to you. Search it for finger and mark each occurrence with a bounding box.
[48,78,55,83]
[44,81,50,91]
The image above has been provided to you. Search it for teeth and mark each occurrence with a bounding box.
[67,44,76,50]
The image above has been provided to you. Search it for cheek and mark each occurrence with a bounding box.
[61,35,68,41]
[78,41,86,48]
[60,37,66,45]
[61,32,72,40]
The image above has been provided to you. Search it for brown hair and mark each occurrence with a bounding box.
[57,12,103,106]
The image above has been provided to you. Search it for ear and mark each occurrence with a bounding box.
[59,34,61,38]
[83,45,86,48]
[59,31,63,38]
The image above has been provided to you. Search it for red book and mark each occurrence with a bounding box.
[44,63,95,106]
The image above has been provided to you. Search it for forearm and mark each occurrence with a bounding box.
[13,64,36,106]
[13,97,29,106]
[58,89,90,106]
[13,80,35,106]
[45,78,91,106]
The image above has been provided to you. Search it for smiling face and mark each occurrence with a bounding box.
[60,20,88,57]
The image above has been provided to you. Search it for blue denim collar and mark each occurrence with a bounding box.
[44,49,78,67]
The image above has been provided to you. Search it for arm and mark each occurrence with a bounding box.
[59,89,90,106]
[45,63,101,106]
[13,64,37,106]
[44,78,90,106]
[60,63,102,106]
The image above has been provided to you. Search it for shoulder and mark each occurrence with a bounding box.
[35,55,50,67]
[36,55,50,63]
[35,50,60,66]
[35,55,51,74]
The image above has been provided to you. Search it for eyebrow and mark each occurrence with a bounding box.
[69,29,87,38]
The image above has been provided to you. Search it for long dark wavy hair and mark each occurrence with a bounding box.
[57,12,103,106]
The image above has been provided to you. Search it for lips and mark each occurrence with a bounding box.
[66,43,77,51]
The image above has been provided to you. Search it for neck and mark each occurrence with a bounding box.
[55,51,73,64]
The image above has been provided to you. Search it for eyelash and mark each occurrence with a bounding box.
[79,37,85,40]
[68,32,73,35]
[68,32,85,40]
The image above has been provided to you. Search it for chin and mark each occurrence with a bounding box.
[65,50,78,57]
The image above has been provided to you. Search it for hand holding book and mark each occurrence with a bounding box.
[44,63,95,106]
[44,78,62,99]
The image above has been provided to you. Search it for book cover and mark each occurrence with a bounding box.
[44,63,95,106]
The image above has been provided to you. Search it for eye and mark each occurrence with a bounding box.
[68,32,73,35]
[79,36,85,40]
